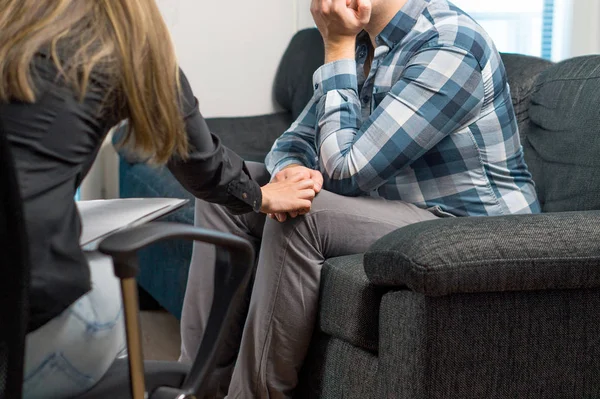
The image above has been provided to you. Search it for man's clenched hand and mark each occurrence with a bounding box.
[311,0,372,63]
[270,165,323,222]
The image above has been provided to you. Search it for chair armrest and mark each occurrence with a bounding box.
[364,211,600,296]
[99,221,253,278]
[99,222,254,397]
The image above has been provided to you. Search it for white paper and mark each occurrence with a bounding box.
[77,198,188,251]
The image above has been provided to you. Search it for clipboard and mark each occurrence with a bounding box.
[77,198,188,251]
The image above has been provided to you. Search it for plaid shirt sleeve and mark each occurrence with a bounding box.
[313,46,485,196]
[264,99,319,178]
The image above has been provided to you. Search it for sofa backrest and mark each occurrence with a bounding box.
[516,55,600,213]
[500,54,554,141]
[274,29,324,120]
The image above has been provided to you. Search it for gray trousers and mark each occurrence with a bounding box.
[179,162,438,398]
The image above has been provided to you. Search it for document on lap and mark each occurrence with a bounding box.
[77,198,188,251]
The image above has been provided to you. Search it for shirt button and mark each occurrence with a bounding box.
[359,52,366,58]
[362,96,370,104]
[314,83,319,90]
[242,192,248,199]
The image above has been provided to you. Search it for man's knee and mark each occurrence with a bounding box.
[306,190,343,213]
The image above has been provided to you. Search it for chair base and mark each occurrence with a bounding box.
[77,359,190,399]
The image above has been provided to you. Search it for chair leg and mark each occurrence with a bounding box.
[121,277,147,399]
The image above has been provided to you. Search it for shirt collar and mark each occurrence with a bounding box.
[375,0,428,48]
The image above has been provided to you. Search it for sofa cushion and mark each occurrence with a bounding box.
[274,28,324,120]
[500,53,553,141]
[525,55,600,212]
[319,254,388,353]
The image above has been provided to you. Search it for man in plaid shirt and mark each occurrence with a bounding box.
[181,0,541,397]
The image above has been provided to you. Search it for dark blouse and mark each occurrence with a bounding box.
[0,55,262,332]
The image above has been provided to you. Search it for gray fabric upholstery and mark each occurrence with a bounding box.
[499,53,553,141]
[274,28,325,120]
[296,334,378,399]
[319,255,387,353]
[377,289,600,398]
[523,55,600,212]
[365,211,600,295]
[207,113,292,163]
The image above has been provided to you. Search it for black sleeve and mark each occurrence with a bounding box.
[167,70,262,214]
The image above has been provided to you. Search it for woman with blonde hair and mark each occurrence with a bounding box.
[0,1,316,397]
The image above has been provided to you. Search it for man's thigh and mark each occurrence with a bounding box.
[245,161,270,185]
[304,190,438,257]
[193,161,269,237]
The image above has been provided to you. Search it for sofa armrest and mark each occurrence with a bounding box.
[364,211,600,296]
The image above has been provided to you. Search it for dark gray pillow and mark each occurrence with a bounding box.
[500,53,553,141]
[274,28,324,120]
[525,55,600,212]
[207,113,292,163]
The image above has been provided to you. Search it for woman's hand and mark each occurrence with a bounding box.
[311,0,372,62]
[269,165,323,222]
[260,174,316,215]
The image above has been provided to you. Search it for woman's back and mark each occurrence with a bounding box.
[0,53,119,331]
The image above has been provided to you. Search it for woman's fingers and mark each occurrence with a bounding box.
[287,169,323,192]
[295,179,315,191]
[298,188,316,200]
[296,199,313,210]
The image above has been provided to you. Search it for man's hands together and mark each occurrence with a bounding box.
[270,165,323,222]
[311,0,372,63]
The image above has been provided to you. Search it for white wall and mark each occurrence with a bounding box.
[81,0,302,200]
[568,0,600,57]
[157,0,297,118]
[80,130,120,200]
[296,0,315,30]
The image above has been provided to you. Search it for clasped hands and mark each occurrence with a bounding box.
[260,165,323,223]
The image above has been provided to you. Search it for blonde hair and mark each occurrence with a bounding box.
[0,0,188,164]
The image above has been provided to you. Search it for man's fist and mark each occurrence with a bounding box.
[311,0,372,43]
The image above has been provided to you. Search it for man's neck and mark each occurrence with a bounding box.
[365,0,409,47]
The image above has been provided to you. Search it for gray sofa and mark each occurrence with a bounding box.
[117,29,600,397]
[297,42,600,399]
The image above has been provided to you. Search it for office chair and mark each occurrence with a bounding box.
[0,121,255,399]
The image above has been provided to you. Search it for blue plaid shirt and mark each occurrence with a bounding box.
[265,0,540,217]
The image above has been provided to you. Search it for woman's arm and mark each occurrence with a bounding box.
[167,70,315,215]
[167,70,262,214]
